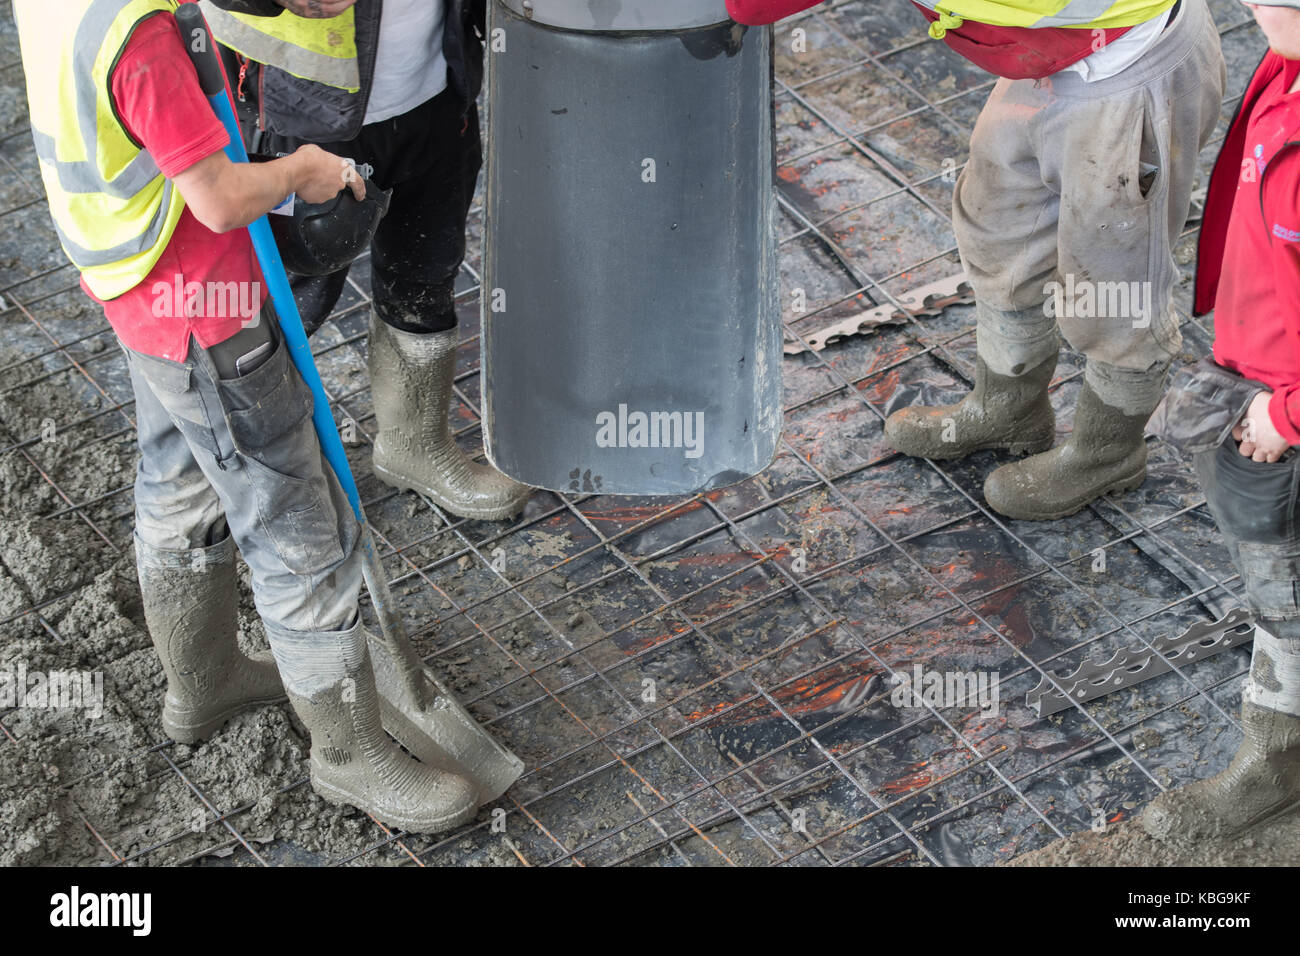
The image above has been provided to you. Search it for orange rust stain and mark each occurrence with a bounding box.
[621,624,692,656]
[880,767,932,796]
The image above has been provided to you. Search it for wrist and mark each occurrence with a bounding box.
[279,151,305,202]
[1267,391,1300,446]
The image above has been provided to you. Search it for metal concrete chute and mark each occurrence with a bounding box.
[481,0,782,496]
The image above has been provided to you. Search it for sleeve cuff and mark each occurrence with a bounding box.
[154,128,231,181]
[1268,389,1300,446]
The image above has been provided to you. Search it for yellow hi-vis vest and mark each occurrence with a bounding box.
[197,0,360,92]
[15,0,190,300]
[925,0,1176,38]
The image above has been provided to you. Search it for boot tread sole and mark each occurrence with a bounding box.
[987,466,1146,522]
[373,462,527,521]
[309,763,477,833]
[161,693,288,744]
[903,434,1056,461]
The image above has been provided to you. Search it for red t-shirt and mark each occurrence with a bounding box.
[1210,58,1300,445]
[86,9,267,361]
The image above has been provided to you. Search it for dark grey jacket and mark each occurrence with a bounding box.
[208,0,485,143]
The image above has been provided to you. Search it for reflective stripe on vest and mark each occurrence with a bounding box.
[15,0,188,300]
[197,0,360,92]
[918,0,1176,34]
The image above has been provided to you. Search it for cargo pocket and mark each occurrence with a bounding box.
[1210,440,1299,544]
[218,339,345,576]
[125,348,222,458]
[1147,357,1264,453]
[1239,541,1300,621]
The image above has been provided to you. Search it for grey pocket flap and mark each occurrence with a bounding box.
[1147,357,1267,453]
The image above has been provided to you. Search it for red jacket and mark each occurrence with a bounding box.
[1194,52,1300,443]
[726,0,1129,79]
[1195,52,1285,317]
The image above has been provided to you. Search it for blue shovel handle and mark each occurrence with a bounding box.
[175,1,362,523]
[175,2,432,706]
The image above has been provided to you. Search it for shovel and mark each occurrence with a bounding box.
[176,2,522,805]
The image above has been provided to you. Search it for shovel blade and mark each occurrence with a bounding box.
[369,636,524,805]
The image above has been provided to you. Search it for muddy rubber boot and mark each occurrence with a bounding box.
[1141,701,1300,844]
[883,354,1057,461]
[983,380,1148,521]
[266,619,479,834]
[368,317,531,521]
[136,535,286,745]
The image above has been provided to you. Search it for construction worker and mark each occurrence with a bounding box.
[14,0,479,833]
[887,0,1225,520]
[732,0,1226,522]
[198,0,532,521]
[1141,0,1300,843]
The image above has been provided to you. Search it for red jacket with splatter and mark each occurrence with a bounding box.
[724,0,1129,79]
[1195,52,1300,445]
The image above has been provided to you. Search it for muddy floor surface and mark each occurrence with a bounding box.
[1,0,1295,866]
[1009,815,1300,867]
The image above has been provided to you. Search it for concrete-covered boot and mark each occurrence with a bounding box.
[265,618,478,833]
[369,316,530,520]
[1143,627,1300,843]
[136,534,285,745]
[883,354,1056,461]
[983,380,1147,520]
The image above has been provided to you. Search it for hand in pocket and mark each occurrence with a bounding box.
[1234,391,1292,462]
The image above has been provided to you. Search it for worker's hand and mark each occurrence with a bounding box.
[291,145,367,204]
[1233,391,1292,462]
[274,0,357,17]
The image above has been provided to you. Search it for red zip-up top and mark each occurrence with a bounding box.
[1194,52,1300,445]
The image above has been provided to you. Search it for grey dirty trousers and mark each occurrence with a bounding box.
[1195,440,1300,707]
[126,313,361,636]
[953,0,1225,394]
[1140,438,1300,843]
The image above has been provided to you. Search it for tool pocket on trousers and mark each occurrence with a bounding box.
[125,347,223,458]
[219,339,345,576]
[1239,541,1300,620]
[1210,439,1299,544]
[1147,356,1265,453]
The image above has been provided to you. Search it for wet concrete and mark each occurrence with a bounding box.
[0,0,1292,865]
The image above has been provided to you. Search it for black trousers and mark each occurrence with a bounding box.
[1195,440,1300,640]
[261,88,481,336]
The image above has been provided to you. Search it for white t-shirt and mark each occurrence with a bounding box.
[363,0,449,125]
[1062,6,1172,82]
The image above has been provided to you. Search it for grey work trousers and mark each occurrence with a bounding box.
[125,314,361,635]
[954,0,1226,385]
